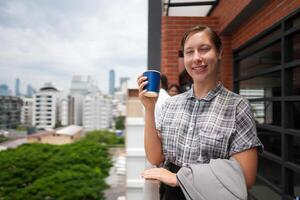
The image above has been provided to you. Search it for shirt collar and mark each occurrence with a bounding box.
[186,82,223,101]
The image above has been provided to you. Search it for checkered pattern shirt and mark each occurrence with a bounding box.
[157,83,263,167]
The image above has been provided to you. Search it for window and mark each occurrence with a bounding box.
[239,71,281,98]
[286,66,300,96]
[287,135,300,165]
[258,128,281,157]
[234,8,300,199]
[249,101,281,126]
[292,171,300,197]
[258,157,282,188]
[250,179,282,200]
[238,42,281,77]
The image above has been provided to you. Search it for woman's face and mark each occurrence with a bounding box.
[168,86,179,96]
[183,31,220,85]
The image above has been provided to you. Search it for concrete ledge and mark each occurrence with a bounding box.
[126,117,144,125]
[126,148,145,157]
[127,179,145,188]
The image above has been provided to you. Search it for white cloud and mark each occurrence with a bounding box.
[0,0,147,94]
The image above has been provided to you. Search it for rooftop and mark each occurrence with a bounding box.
[55,125,83,136]
[163,0,218,16]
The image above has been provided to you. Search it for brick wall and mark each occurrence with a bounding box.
[231,0,300,49]
[210,0,251,33]
[220,35,233,90]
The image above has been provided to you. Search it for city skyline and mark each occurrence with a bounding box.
[0,0,147,94]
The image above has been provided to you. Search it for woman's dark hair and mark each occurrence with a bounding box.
[180,25,222,54]
[160,74,168,90]
[168,84,181,93]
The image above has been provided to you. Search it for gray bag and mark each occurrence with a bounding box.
[177,157,247,200]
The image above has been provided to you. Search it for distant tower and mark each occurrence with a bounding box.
[0,84,9,96]
[27,84,34,97]
[119,77,130,92]
[15,78,21,96]
[109,70,115,96]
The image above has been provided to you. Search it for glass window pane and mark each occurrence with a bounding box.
[291,31,300,61]
[286,102,300,130]
[257,128,281,157]
[293,17,300,27]
[287,135,300,165]
[237,26,281,57]
[293,171,300,197]
[249,101,281,126]
[258,157,282,187]
[238,42,281,77]
[239,71,281,98]
[250,179,282,200]
[286,66,300,96]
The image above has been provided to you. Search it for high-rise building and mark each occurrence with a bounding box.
[70,75,98,126]
[119,77,130,92]
[27,84,35,97]
[20,97,33,127]
[83,93,112,131]
[109,70,115,96]
[0,96,22,129]
[15,78,21,97]
[32,83,59,129]
[0,84,9,96]
[57,92,74,126]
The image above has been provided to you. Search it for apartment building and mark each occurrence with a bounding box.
[32,83,59,129]
[83,93,112,131]
[20,97,33,127]
[0,96,22,129]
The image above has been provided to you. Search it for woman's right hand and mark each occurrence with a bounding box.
[137,74,158,110]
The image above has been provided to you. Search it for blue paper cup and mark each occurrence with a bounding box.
[143,70,160,97]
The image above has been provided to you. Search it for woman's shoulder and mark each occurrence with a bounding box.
[167,90,190,102]
[219,87,250,106]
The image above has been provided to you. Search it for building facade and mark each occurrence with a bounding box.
[20,97,33,127]
[27,125,84,145]
[83,93,112,131]
[15,78,20,97]
[70,75,98,126]
[32,83,59,129]
[0,96,22,129]
[148,0,300,199]
[0,84,9,96]
[109,69,115,96]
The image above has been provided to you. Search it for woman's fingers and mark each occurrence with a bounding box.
[142,168,161,180]
[138,81,148,93]
[139,89,147,97]
[137,76,147,86]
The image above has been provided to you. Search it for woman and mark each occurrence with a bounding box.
[167,84,181,96]
[137,25,263,199]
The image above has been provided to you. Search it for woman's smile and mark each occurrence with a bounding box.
[192,64,207,72]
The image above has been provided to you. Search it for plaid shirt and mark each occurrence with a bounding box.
[157,83,263,167]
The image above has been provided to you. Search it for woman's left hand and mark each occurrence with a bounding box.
[141,168,179,187]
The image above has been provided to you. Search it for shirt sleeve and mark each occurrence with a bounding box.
[229,98,264,156]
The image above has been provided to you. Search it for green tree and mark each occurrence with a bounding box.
[0,137,112,200]
[85,130,124,146]
[0,135,9,143]
[115,116,125,130]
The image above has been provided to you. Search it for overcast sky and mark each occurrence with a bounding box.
[0,0,147,94]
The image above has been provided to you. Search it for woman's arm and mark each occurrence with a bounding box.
[137,75,164,165]
[232,147,258,190]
